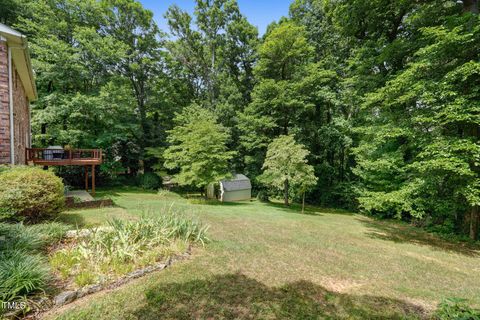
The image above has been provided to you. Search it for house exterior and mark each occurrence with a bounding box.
[0,23,37,165]
[219,174,252,202]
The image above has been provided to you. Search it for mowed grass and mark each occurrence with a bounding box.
[48,188,480,319]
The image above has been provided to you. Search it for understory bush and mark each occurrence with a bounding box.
[51,206,208,287]
[137,172,162,190]
[0,166,65,221]
[256,190,269,202]
[0,222,69,310]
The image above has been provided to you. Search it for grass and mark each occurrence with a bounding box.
[47,187,480,319]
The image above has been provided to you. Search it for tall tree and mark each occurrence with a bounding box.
[239,21,313,177]
[165,0,257,106]
[102,0,165,171]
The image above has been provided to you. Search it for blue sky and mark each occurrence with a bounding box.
[139,0,292,36]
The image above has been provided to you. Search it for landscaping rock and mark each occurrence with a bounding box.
[85,284,102,294]
[65,226,113,238]
[54,291,77,306]
[129,269,146,279]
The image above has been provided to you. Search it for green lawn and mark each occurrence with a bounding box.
[48,188,480,319]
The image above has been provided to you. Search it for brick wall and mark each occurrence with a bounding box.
[0,39,10,164]
[0,40,31,165]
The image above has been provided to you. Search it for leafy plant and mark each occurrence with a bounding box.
[0,222,69,252]
[0,251,50,302]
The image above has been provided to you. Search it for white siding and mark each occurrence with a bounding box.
[222,189,251,202]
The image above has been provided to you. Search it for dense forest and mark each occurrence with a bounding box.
[2,0,479,239]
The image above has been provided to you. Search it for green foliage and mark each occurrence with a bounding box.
[435,298,480,320]
[255,21,312,80]
[352,11,480,235]
[163,105,236,190]
[137,172,162,190]
[259,135,317,205]
[0,167,64,221]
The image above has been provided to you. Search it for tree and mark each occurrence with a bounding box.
[239,21,313,177]
[102,0,165,171]
[0,0,21,25]
[163,105,235,195]
[259,135,317,207]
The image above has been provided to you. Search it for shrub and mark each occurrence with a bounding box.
[435,298,480,319]
[137,172,162,190]
[0,166,65,221]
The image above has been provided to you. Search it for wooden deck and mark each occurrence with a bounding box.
[26,148,102,196]
[26,148,102,166]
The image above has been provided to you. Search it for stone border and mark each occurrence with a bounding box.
[53,248,191,306]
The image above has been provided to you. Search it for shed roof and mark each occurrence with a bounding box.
[220,174,251,192]
[0,23,37,101]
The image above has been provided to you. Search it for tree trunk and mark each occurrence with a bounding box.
[470,205,479,240]
[302,191,305,214]
[284,179,289,206]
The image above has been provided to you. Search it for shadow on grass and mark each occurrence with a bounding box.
[137,273,425,319]
[188,199,248,207]
[359,217,480,257]
[94,187,154,198]
[263,201,353,217]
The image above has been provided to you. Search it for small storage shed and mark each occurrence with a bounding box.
[220,174,251,202]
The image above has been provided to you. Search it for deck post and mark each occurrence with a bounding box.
[85,166,89,192]
[91,165,95,197]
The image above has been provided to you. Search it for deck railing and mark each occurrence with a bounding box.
[26,148,102,165]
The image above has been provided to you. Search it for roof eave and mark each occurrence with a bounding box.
[0,24,37,101]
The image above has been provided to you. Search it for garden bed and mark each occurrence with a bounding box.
[0,203,208,319]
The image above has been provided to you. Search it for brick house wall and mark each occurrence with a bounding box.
[0,38,31,165]
[0,39,10,164]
